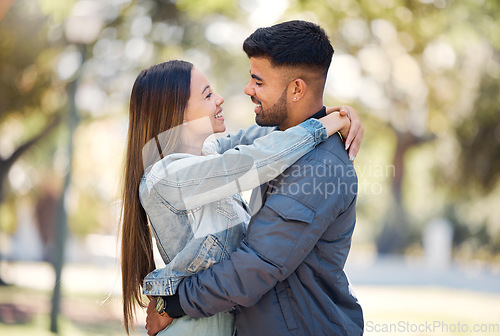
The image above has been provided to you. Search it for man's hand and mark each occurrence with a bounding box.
[146,297,174,336]
[326,105,364,161]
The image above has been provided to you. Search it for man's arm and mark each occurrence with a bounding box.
[169,150,354,318]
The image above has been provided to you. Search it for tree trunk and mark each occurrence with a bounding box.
[376,130,436,254]
[0,116,60,286]
[376,131,418,254]
[49,69,80,334]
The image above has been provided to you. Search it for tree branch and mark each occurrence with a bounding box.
[1,115,61,170]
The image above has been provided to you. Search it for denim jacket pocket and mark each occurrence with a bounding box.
[216,197,239,221]
[186,234,229,274]
[276,281,298,331]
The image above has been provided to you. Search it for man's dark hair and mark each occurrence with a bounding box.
[243,20,334,75]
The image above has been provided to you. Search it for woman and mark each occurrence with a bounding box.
[121,60,356,335]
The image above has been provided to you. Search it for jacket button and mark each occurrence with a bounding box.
[146,283,152,291]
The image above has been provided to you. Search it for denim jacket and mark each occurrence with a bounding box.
[141,118,327,296]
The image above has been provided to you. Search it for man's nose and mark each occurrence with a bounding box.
[244,81,254,96]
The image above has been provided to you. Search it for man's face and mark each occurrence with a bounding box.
[244,57,290,127]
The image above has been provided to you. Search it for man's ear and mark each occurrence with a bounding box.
[290,78,307,101]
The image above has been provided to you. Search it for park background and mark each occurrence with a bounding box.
[1,0,499,335]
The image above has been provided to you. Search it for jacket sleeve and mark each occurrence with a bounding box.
[147,119,327,210]
[176,153,353,317]
[209,124,275,154]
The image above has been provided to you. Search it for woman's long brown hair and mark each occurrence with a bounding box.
[121,60,193,333]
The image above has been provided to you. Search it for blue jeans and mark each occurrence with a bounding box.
[156,311,235,336]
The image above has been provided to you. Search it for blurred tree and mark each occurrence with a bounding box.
[450,0,500,196]
[0,0,64,287]
[0,1,62,205]
[428,0,500,259]
[455,68,500,194]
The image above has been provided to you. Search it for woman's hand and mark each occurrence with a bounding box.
[326,105,364,161]
[319,112,350,139]
[146,297,174,336]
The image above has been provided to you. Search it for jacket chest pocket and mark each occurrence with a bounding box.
[186,234,229,274]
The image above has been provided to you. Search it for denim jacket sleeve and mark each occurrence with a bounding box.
[146,119,327,210]
[175,141,357,318]
[206,124,275,154]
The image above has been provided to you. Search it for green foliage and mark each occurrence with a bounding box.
[0,1,56,121]
[38,0,76,23]
[176,0,238,18]
[0,196,17,234]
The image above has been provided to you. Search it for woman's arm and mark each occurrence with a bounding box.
[146,114,349,211]
[326,105,364,161]
[208,124,275,154]
[214,105,363,158]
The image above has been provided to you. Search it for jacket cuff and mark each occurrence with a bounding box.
[165,291,186,318]
[299,118,327,144]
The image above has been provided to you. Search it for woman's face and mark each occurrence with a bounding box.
[183,67,225,137]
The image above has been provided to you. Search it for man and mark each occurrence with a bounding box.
[146,20,364,335]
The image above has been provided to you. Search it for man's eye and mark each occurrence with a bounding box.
[256,82,262,86]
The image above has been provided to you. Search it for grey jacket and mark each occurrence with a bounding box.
[176,125,364,335]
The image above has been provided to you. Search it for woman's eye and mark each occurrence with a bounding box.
[206,92,213,98]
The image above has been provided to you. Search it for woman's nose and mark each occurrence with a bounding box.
[216,93,224,105]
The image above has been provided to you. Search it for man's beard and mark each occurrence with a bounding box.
[254,88,289,127]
